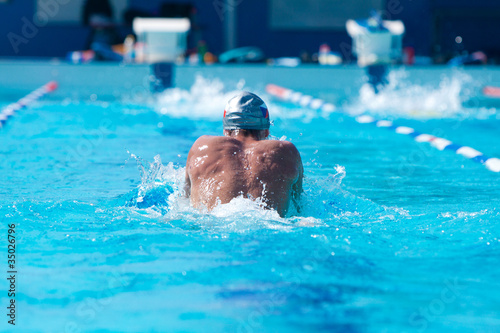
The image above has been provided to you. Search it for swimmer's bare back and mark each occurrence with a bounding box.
[184,134,303,217]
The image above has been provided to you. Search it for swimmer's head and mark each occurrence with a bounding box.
[223,92,270,131]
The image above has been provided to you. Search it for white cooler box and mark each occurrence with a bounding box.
[133,18,190,63]
[346,19,404,66]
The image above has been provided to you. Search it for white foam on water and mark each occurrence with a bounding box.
[438,210,490,220]
[153,71,496,124]
[121,154,398,231]
[154,75,323,122]
[155,75,246,119]
[348,69,490,119]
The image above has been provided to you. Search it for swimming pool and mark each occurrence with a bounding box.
[1,63,500,332]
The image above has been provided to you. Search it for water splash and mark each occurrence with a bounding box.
[154,75,322,122]
[120,155,393,228]
[349,69,476,119]
[155,75,246,119]
[153,70,498,125]
[122,154,185,214]
[299,165,386,220]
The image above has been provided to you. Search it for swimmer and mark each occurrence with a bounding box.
[184,91,303,217]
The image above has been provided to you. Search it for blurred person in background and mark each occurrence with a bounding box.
[82,0,123,61]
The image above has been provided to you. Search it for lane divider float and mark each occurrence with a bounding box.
[266,84,500,173]
[0,81,58,128]
[483,86,500,98]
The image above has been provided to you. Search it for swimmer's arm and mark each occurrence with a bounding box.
[184,144,196,198]
[183,135,212,198]
[184,170,191,198]
[291,150,304,213]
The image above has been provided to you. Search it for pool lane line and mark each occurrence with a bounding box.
[0,81,58,128]
[266,84,500,173]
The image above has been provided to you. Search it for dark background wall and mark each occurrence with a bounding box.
[0,0,499,61]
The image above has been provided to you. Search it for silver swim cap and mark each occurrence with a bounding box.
[223,92,270,130]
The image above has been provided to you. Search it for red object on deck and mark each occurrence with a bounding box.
[483,86,500,98]
[403,47,415,65]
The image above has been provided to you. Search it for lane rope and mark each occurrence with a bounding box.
[0,81,58,128]
[266,84,500,173]
[483,86,500,98]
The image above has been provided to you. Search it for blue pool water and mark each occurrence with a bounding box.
[1,68,500,332]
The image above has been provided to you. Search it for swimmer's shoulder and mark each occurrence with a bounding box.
[192,135,215,144]
[188,136,214,158]
[190,135,238,153]
[191,135,222,148]
[197,135,240,145]
[258,139,300,157]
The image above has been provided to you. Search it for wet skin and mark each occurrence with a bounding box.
[185,130,303,217]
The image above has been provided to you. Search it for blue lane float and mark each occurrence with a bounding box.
[0,81,58,128]
[266,84,500,173]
